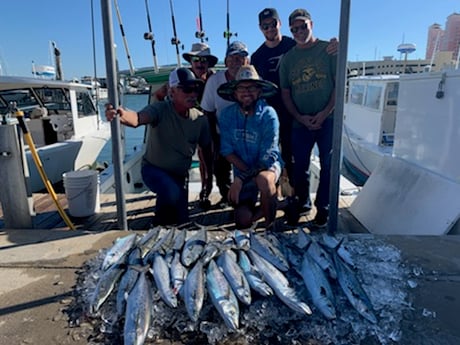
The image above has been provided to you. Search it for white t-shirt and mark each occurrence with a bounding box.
[200,70,234,120]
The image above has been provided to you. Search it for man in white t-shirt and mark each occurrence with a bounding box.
[200,41,250,207]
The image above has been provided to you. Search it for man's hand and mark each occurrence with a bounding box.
[326,37,339,55]
[104,103,117,121]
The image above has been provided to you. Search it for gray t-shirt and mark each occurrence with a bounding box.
[141,100,211,177]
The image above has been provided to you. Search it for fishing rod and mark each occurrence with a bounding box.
[169,0,182,67]
[223,0,237,47]
[195,0,206,42]
[113,0,135,76]
[143,0,159,73]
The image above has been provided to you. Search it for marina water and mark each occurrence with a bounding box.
[97,93,148,164]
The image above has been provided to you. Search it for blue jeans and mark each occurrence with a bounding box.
[291,117,333,211]
[141,162,189,225]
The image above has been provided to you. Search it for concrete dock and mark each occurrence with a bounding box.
[0,226,459,344]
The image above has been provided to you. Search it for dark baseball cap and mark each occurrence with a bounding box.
[258,8,279,23]
[288,8,312,26]
[169,68,204,88]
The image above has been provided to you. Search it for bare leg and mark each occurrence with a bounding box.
[255,170,278,228]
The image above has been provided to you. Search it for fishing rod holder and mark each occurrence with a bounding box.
[144,32,154,41]
[223,31,237,39]
[195,31,206,39]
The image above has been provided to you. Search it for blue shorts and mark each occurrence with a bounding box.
[239,163,281,207]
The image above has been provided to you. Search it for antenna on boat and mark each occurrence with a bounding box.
[169,0,182,67]
[113,0,135,76]
[223,0,236,47]
[195,0,206,42]
[143,0,159,73]
[52,42,63,81]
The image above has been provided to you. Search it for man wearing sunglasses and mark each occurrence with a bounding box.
[279,8,337,229]
[251,8,338,212]
[217,65,282,231]
[201,41,250,209]
[105,68,213,226]
[182,42,218,85]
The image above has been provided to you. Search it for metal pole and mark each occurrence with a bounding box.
[0,123,33,229]
[101,0,128,230]
[328,0,351,235]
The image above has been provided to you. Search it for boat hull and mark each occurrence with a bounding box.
[341,125,392,185]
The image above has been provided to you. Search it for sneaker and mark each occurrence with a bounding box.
[311,209,328,228]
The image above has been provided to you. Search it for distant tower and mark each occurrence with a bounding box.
[397,43,416,73]
[426,23,443,60]
[440,12,460,61]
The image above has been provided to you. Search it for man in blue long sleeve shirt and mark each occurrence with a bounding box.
[217,65,283,230]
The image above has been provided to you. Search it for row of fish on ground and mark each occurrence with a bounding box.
[88,225,377,345]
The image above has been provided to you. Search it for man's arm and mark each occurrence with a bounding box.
[105,105,152,127]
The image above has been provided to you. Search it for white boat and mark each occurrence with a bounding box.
[342,74,399,184]
[0,75,111,192]
[347,69,460,235]
[80,77,108,101]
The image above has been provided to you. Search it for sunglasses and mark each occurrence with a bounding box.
[190,56,209,63]
[261,20,277,31]
[290,23,309,34]
[235,85,260,93]
[178,85,201,94]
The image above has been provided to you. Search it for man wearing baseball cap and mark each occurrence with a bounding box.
[251,8,338,210]
[105,67,213,226]
[200,41,250,208]
[279,8,337,229]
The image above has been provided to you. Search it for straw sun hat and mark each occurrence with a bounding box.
[217,65,278,102]
[182,42,218,67]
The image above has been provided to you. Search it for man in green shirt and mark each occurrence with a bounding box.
[280,8,337,229]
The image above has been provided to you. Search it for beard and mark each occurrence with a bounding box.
[239,99,258,114]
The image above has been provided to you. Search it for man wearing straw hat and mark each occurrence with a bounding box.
[182,42,218,84]
[217,65,283,230]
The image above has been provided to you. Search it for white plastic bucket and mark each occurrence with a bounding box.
[63,170,100,217]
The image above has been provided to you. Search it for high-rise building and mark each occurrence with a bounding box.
[441,13,460,61]
[426,13,460,62]
[426,23,443,60]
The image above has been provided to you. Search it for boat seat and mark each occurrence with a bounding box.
[30,107,48,119]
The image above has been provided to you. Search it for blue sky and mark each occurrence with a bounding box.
[0,0,458,79]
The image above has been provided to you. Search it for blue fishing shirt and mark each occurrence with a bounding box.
[219,99,283,180]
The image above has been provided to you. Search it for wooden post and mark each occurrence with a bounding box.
[0,124,33,229]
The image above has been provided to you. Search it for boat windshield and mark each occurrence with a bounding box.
[0,86,96,117]
[0,89,38,115]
